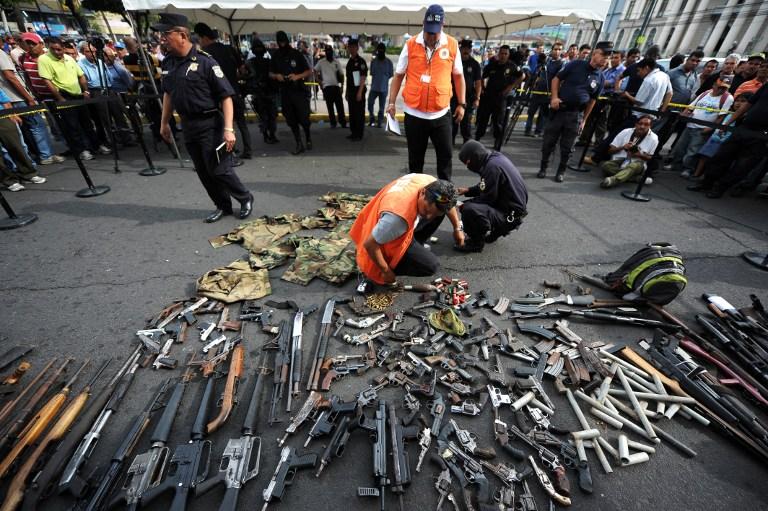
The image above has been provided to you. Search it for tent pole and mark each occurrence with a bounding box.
[126,10,184,167]
[101,11,117,42]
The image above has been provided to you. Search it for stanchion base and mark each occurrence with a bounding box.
[568,164,591,173]
[621,190,651,202]
[0,213,38,230]
[742,252,768,271]
[76,185,111,198]
[139,167,167,176]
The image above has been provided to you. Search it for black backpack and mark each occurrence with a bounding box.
[603,242,687,305]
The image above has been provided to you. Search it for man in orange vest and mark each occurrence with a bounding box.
[349,174,464,288]
[385,4,466,181]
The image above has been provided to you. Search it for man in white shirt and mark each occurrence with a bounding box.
[385,4,466,181]
[314,47,346,128]
[666,75,734,178]
[623,58,672,114]
[599,115,658,188]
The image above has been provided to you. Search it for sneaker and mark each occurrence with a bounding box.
[80,150,94,161]
[28,176,46,184]
[600,177,616,188]
[7,182,24,192]
[97,145,112,155]
[52,155,65,163]
[39,157,56,165]
[662,164,674,171]
[645,177,653,185]
[582,156,595,166]
[680,170,691,179]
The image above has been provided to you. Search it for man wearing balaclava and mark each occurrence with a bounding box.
[455,140,528,252]
[245,38,279,144]
[368,42,393,128]
[269,30,313,154]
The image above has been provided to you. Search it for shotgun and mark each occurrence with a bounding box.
[0,359,56,429]
[206,343,245,434]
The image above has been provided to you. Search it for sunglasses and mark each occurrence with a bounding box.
[428,190,454,206]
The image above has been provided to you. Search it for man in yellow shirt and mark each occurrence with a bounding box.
[37,37,99,160]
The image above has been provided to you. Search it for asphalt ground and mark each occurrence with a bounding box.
[1,116,767,511]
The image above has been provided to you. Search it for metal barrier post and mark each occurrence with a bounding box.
[0,190,37,230]
[742,252,768,271]
[121,94,166,176]
[568,101,605,172]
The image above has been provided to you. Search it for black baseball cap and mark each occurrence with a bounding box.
[193,22,216,39]
[151,13,188,32]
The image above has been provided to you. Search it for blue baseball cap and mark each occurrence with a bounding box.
[424,4,445,34]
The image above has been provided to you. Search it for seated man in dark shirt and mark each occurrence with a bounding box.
[455,140,528,252]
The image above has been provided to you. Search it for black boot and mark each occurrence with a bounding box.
[537,162,547,178]
[555,166,566,183]
[305,137,313,151]
[292,137,305,155]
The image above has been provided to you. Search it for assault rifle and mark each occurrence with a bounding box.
[267,320,290,425]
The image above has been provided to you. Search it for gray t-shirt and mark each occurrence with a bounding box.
[371,212,408,244]
[0,49,28,102]
[314,58,342,88]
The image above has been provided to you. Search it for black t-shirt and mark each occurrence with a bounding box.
[556,59,604,107]
[455,57,482,102]
[161,47,234,117]
[742,82,768,129]
[203,41,243,92]
[482,58,522,97]
[270,47,309,92]
[345,55,368,97]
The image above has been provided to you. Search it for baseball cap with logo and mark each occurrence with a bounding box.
[718,74,734,86]
[424,4,445,34]
[20,32,43,45]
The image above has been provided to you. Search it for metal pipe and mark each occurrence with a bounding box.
[626,438,656,454]
[623,452,650,466]
[652,373,667,416]
[615,367,659,443]
[664,403,682,419]
[597,437,619,460]
[577,391,652,441]
[565,389,613,473]
[511,391,534,412]
[606,389,697,404]
[599,351,651,379]
[596,364,617,403]
[589,407,624,429]
[528,397,555,416]
[571,429,600,441]
[617,434,630,465]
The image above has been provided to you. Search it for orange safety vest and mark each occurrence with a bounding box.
[350,173,437,284]
[402,34,458,112]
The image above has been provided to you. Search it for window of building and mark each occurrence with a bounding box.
[626,0,637,19]
[631,29,641,47]
[678,0,687,14]
[575,30,583,45]
[646,28,657,50]
[616,29,625,48]
[656,0,669,17]
[663,27,676,51]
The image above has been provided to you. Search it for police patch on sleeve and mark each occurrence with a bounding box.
[479,178,486,191]
[213,65,224,78]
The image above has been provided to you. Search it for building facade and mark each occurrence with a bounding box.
[571,0,767,57]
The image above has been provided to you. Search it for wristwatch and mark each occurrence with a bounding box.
[458,103,466,108]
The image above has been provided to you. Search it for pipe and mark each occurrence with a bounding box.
[571,429,601,441]
[615,367,659,443]
[617,434,630,465]
[597,436,620,460]
[589,408,624,429]
[565,388,613,473]
[606,389,697,404]
[623,452,650,466]
[626,439,656,454]
[511,391,534,412]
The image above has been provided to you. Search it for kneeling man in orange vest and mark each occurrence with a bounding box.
[350,174,465,286]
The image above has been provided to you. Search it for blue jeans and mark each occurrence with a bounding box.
[13,101,53,160]
[367,90,386,126]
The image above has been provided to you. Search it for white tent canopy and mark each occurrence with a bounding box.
[122,1,609,40]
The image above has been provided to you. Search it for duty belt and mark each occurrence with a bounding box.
[182,110,220,120]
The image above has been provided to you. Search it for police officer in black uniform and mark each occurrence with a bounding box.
[194,23,252,159]
[269,31,313,155]
[345,39,367,141]
[245,38,279,145]
[538,41,612,183]
[454,140,528,253]
[475,45,522,141]
[155,13,253,223]
[452,39,482,145]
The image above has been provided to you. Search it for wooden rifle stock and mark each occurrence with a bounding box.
[1,360,108,511]
[0,360,89,479]
[206,344,244,434]
[0,359,56,428]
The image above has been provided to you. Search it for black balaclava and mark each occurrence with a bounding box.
[376,43,386,60]
[276,31,290,49]
[458,140,491,173]
[251,38,266,56]
[326,47,334,61]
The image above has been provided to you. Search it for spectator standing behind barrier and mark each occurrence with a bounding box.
[698,59,718,92]
[345,39,367,141]
[386,4,466,181]
[0,88,47,192]
[599,115,658,188]
[270,30,313,155]
[245,38,279,145]
[731,53,764,93]
[454,140,528,253]
[689,92,749,180]
[698,53,739,95]
[155,13,253,224]
[314,46,346,129]
[453,39,482,145]
[734,61,768,98]
[537,41,611,183]
[368,42,393,128]
[474,45,522,142]
[564,44,578,62]
[688,82,768,198]
[37,37,100,161]
[578,44,592,60]
[666,75,733,179]
[655,50,703,152]
[0,45,62,165]
[195,24,252,160]
[78,41,117,155]
[524,43,563,138]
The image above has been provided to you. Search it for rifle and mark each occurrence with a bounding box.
[139,377,214,511]
[0,358,69,452]
[308,297,338,391]
[195,345,268,511]
[278,391,323,446]
[207,343,245,434]
[303,395,357,446]
[315,413,356,476]
[287,309,305,412]
[77,379,171,511]
[357,400,388,511]
[0,359,88,479]
[22,349,140,507]
[111,363,196,510]
[0,346,34,372]
[261,446,317,511]
[388,403,419,511]
[0,358,56,429]
[267,320,290,425]
[1,360,109,511]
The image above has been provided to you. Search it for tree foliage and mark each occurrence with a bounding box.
[81,0,127,15]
